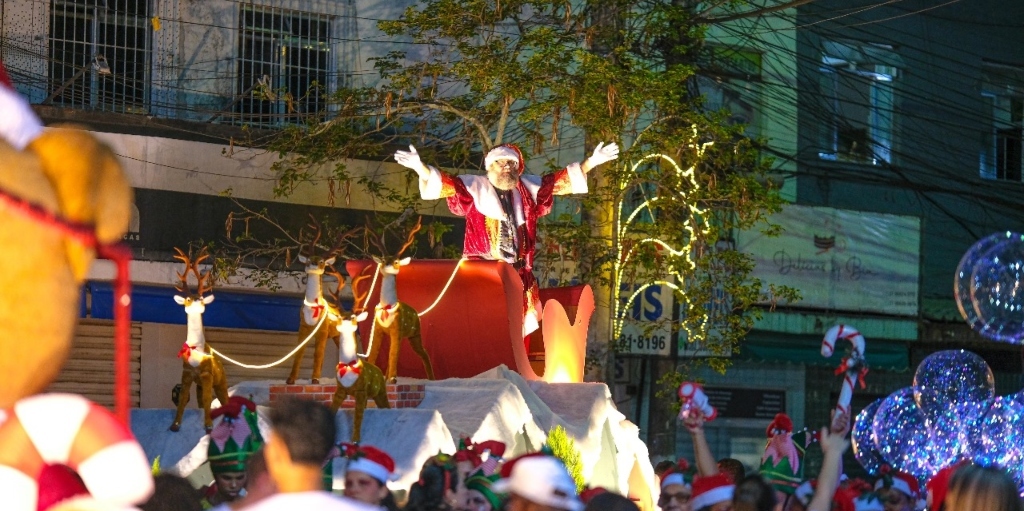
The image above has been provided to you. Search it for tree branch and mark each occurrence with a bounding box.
[696,0,818,24]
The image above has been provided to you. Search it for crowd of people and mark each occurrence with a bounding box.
[132,396,634,511]
[88,395,1022,511]
[655,407,1024,511]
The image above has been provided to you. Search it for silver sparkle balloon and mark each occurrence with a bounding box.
[956,233,1004,333]
[968,232,1024,344]
[873,387,937,481]
[971,392,1024,490]
[852,398,886,475]
[913,350,994,466]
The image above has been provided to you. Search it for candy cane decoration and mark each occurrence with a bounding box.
[822,324,867,426]
[678,382,717,421]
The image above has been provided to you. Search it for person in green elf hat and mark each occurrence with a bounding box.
[463,469,507,511]
[202,396,264,510]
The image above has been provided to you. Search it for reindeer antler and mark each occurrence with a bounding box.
[173,246,213,297]
[397,216,423,257]
[367,209,422,259]
[300,214,324,258]
[350,273,373,313]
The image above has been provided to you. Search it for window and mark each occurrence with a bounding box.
[980,63,1024,181]
[235,6,333,127]
[47,0,150,112]
[818,41,901,165]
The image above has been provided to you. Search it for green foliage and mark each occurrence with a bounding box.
[251,0,802,393]
[545,425,584,493]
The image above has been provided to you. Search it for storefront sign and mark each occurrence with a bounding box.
[738,205,920,316]
[704,387,786,420]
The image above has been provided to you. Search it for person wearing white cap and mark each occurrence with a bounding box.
[492,455,584,511]
[394,141,619,335]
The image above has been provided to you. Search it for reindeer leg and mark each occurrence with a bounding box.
[199,370,215,433]
[353,385,367,443]
[330,387,347,414]
[368,323,384,368]
[311,331,326,384]
[212,359,230,409]
[409,333,434,380]
[170,369,193,432]
[387,329,400,383]
[286,339,305,385]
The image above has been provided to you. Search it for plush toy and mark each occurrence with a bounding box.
[0,62,153,510]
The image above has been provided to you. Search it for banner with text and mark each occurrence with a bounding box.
[737,205,920,316]
[616,282,674,356]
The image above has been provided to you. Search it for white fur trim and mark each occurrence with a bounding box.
[520,174,542,201]
[15,393,90,464]
[0,85,43,150]
[874,476,915,498]
[348,457,391,484]
[484,146,520,170]
[660,473,689,490]
[564,162,588,194]
[691,485,733,510]
[524,309,540,336]
[419,166,445,201]
[0,465,37,510]
[338,368,360,388]
[77,440,154,505]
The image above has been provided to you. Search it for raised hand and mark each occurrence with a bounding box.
[583,142,620,172]
[394,145,429,180]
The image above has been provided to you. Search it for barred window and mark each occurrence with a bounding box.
[47,0,150,112]
[235,6,333,127]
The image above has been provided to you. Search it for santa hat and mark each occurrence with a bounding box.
[466,467,508,510]
[874,468,919,499]
[0,59,44,150]
[343,444,396,484]
[691,473,734,510]
[832,479,883,511]
[484,144,524,173]
[207,396,263,475]
[660,459,695,490]
[455,438,507,475]
[926,462,963,511]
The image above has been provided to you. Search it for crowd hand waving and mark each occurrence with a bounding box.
[582,142,620,173]
[395,145,430,180]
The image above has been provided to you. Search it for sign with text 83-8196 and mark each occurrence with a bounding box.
[615,283,674,356]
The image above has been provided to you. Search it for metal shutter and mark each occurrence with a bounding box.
[48,319,143,408]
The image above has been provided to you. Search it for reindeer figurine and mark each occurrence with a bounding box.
[286,216,356,384]
[170,247,230,433]
[328,273,390,442]
[368,216,435,382]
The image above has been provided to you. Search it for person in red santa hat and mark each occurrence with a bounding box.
[394,141,619,335]
[690,473,734,511]
[873,467,919,511]
[342,443,399,510]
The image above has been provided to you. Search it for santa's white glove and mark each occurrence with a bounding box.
[394,145,430,180]
[583,142,620,172]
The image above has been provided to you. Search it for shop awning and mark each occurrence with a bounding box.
[738,330,910,371]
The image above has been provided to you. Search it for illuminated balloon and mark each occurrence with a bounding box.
[968,232,1024,344]
[913,350,994,422]
[873,387,937,480]
[971,392,1024,489]
[852,399,885,475]
[955,233,1004,333]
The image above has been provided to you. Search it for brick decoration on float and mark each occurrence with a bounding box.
[268,383,425,409]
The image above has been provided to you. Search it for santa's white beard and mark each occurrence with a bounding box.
[489,171,518,190]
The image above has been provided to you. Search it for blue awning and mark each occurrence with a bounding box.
[86,282,352,332]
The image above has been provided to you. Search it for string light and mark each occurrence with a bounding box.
[611,128,711,344]
[210,312,327,369]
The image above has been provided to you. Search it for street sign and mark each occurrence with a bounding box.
[615,282,673,356]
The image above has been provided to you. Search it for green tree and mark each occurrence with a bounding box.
[257,0,801,389]
[546,425,585,493]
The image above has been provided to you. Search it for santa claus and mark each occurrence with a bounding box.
[394,142,619,335]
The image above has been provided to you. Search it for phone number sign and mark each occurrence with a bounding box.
[615,283,674,356]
